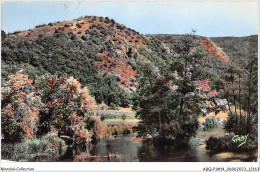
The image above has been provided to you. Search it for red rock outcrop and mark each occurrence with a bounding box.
[199,38,230,63]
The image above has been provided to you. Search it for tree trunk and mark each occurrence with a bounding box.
[247,67,252,133]
[180,97,184,122]
[231,71,238,131]
[238,74,242,125]
[233,91,237,115]
[159,111,162,138]
[226,90,232,115]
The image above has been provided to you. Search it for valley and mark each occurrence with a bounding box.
[1,16,258,162]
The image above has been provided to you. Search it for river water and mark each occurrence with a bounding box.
[61,133,257,162]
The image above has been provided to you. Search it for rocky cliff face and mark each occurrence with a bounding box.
[199,38,230,64]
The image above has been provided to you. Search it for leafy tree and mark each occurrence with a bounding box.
[222,56,257,146]
[244,56,258,133]
[134,31,205,145]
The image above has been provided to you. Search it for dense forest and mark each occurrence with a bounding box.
[1,16,258,162]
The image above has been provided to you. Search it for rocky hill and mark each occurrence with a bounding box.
[211,35,258,68]
[1,16,257,109]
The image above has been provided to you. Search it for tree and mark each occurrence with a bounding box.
[133,60,158,137]
[245,56,258,133]
[222,56,257,137]
[134,31,205,145]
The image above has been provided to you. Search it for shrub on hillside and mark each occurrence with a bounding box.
[1,31,131,108]
[76,23,82,28]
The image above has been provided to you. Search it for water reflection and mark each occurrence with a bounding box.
[89,134,142,162]
[61,133,257,162]
[137,141,198,162]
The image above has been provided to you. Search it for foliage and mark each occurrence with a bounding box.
[206,135,236,152]
[1,72,106,146]
[150,34,231,76]
[202,117,218,131]
[206,55,258,152]
[211,35,258,68]
[1,31,130,107]
[220,56,257,135]
[208,110,258,151]
[224,113,258,136]
[35,75,99,143]
[121,113,127,121]
[245,56,258,117]
[95,110,135,120]
[1,89,14,108]
[91,74,131,108]
[206,133,257,152]
[92,121,109,139]
[189,136,201,146]
[1,136,67,162]
[106,124,133,135]
[1,114,26,143]
[134,31,205,145]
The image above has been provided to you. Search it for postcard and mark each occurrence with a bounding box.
[1,1,259,171]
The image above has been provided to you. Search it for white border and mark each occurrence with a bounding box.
[0,162,259,171]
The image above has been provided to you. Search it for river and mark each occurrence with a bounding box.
[60,133,257,162]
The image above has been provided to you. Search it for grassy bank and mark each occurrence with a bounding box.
[106,124,134,135]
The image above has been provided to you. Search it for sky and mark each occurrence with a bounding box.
[1,1,259,37]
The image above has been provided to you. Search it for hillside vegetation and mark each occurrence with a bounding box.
[211,35,258,68]
[1,16,258,161]
[2,17,257,107]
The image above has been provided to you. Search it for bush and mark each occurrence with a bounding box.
[1,114,25,143]
[35,75,96,144]
[76,23,82,28]
[92,121,109,139]
[106,124,133,135]
[1,136,68,162]
[206,135,234,152]
[207,113,258,152]
[206,134,257,152]
[224,113,257,135]
[202,117,218,131]
[121,113,126,121]
[111,19,115,24]
[189,136,201,146]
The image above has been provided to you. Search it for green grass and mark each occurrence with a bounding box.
[1,135,67,162]
[103,117,138,121]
